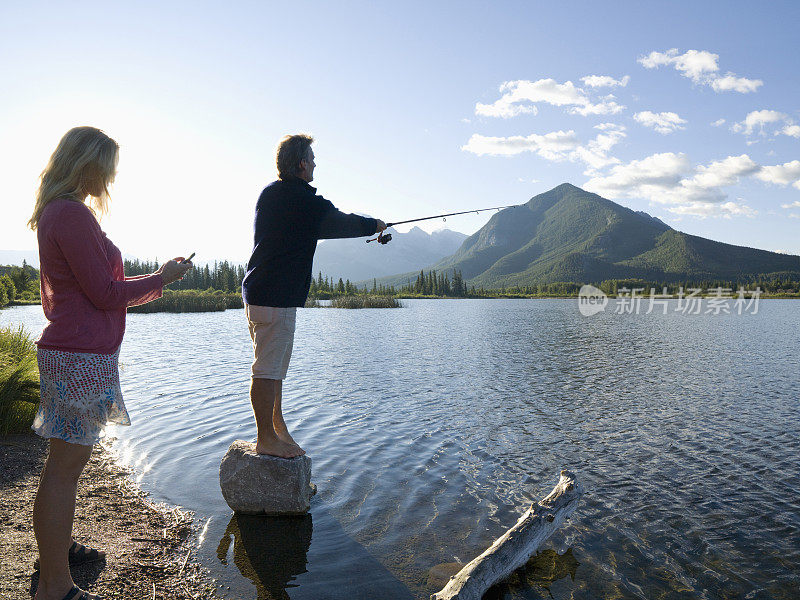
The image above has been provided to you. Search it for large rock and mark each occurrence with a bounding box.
[219,440,316,515]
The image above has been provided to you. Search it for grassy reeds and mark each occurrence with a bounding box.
[225,294,244,309]
[0,325,39,434]
[128,290,242,313]
[328,295,402,309]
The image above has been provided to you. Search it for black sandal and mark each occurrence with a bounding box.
[67,540,105,564]
[61,585,101,599]
[34,540,106,570]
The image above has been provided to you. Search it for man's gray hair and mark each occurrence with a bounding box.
[276,134,314,179]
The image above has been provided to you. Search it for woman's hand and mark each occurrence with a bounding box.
[158,257,193,285]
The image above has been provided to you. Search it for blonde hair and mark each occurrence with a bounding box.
[28,126,119,230]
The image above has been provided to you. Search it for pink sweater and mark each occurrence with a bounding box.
[36,198,164,354]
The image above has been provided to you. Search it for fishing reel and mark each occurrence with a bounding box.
[366,231,392,244]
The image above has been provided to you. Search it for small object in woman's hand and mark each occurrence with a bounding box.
[181,253,195,264]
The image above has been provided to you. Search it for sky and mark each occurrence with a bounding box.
[2,0,799,263]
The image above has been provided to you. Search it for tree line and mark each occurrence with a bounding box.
[401,269,469,296]
[2,259,800,309]
[0,262,41,307]
[595,276,800,296]
[123,259,245,292]
[389,272,800,298]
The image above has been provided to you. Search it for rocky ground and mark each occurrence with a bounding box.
[0,433,220,599]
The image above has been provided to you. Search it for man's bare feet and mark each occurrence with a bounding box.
[255,436,304,458]
[273,418,305,455]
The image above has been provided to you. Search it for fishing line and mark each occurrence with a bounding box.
[366,204,518,244]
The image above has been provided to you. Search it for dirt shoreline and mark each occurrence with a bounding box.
[0,433,221,599]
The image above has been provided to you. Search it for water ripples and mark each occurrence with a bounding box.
[2,300,799,599]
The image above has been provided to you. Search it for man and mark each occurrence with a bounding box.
[242,134,386,458]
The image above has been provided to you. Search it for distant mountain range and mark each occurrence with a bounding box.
[312,226,467,282]
[8,185,798,289]
[372,183,800,288]
[1,227,465,281]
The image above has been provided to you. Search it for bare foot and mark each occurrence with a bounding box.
[255,437,304,458]
[273,419,306,455]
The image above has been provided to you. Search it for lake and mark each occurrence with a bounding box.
[2,299,799,599]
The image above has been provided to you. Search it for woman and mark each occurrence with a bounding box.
[28,126,192,600]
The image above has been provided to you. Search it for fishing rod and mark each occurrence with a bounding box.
[366,204,518,244]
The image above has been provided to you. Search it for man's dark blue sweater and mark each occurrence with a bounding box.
[242,176,378,307]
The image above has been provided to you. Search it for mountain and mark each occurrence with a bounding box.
[312,226,467,282]
[375,183,800,288]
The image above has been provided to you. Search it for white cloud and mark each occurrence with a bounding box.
[711,118,726,127]
[781,125,800,138]
[581,75,630,88]
[461,130,579,158]
[569,123,626,173]
[638,48,762,93]
[475,101,537,119]
[584,152,691,198]
[594,122,622,131]
[781,200,800,209]
[461,124,626,175]
[711,73,763,93]
[756,160,800,186]
[689,155,760,188]
[634,111,687,134]
[667,201,757,218]
[570,99,626,116]
[584,153,761,217]
[638,48,719,81]
[475,78,625,119]
[731,110,788,135]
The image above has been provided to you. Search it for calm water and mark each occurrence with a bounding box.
[2,300,799,600]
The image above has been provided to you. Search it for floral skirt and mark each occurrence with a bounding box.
[32,347,130,446]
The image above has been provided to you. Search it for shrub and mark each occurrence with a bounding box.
[328,295,402,309]
[16,290,41,304]
[0,326,40,434]
[0,274,16,303]
[128,290,230,313]
[225,294,244,310]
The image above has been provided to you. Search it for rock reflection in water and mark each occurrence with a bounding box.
[482,549,579,600]
[217,514,312,599]
[522,549,579,590]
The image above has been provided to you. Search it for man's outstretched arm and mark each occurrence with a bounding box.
[318,207,384,239]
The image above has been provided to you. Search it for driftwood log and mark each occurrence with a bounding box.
[431,470,583,600]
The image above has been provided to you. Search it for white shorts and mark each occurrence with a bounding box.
[245,305,297,380]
